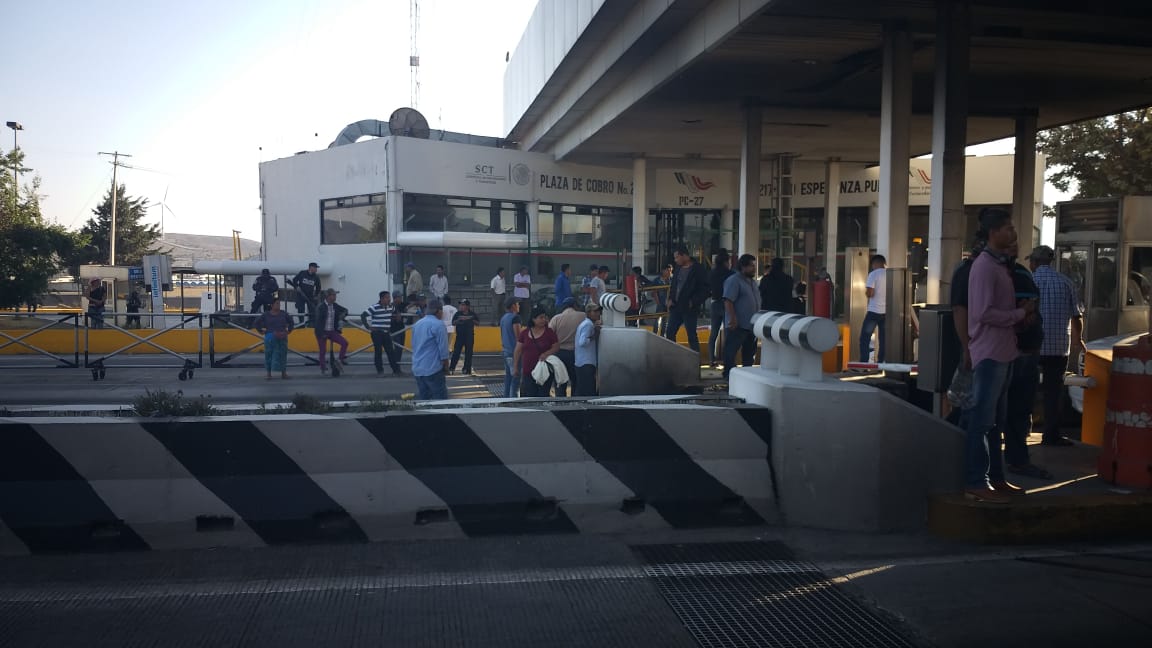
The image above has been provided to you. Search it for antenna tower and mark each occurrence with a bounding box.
[409,0,420,109]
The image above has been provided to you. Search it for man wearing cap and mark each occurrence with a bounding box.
[86,279,106,329]
[411,298,450,400]
[287,263,321,326]
[548,297,586,396]
[450,298,479,375]
[512,265,532,316]
[250,269,279,314]
[580,264,599,308]
[405,263,423,297]
[1029,244,1085,447]
[314,288,349,374]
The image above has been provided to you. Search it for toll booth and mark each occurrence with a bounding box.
[1055,197,1152,341]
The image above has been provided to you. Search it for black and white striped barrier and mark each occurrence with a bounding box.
[599,292,632,328]
[752,311,840,382]
[0,404,773,554]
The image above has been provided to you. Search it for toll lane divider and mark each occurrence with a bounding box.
[0,405,774,554]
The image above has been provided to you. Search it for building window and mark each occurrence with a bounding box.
[321,193,387,244]
[1126,246,1152,308]
[403,194,527,234]
[538,204,631,250]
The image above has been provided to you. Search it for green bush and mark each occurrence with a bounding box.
[133,389,217,417]
[289,393,332,414]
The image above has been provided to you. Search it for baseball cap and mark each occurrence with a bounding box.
[459,298,470,305]
[560,297,576,308]
[405,262,415,268]
[1027,245,1055,262]
[308,262,319,268]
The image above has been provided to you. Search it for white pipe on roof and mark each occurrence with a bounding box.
[396,232,529,249]
[192,260,321,275]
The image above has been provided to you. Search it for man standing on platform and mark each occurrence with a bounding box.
[411,298,449,400]
[490,267,507,325]
[708,252,733,368]
[512,265,532,315]
[574,303,602,396]
[405,263,423,298]
[548,297,586,396]
[722,254,761,379]
[1028,245,1084,447]
[287,262,321,326]
[964,209,1031,503]
[857,254,886,363]
[429,265,449,302]
[665,249,708,352]
[361,291,402,376]
[554,264,573,308]
[450,299,479,376]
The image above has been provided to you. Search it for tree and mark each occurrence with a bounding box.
[0,148,87,309]
[1037,108,1152,198]
[70,184,162,274]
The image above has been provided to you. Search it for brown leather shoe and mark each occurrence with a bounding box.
[991,480,1026,495]
[963,487,1011,504]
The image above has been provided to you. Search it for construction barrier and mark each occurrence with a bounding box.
[1099,334,1152,488]
[0,403,774,554]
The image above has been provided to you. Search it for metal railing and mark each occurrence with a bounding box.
[0,312,81,368]
[84,313,204,381]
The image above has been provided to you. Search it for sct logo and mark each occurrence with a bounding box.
[674,172,715,194]
[474,165,495,174]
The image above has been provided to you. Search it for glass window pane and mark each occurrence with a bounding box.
[322,200,386,244]
[1059,247,1088,307]
[1091,245,1118,308]
[1125,246,1152,307]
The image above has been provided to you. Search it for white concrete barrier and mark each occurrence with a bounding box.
[599,292,632,328]
[752,311,840,382]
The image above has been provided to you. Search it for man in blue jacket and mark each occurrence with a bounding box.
[554,264,573,308]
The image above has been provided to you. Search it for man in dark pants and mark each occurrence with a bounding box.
[361,291,402,376]
[1028,245,1084,446]
[1004,246,1053,479]
[287,262,321,326]
[708,252,733,368]
[450,299,479,375]
[857,254,887,363]
[250,269,279,314]
[548,297,585,396]
[722,254,761,379]
[665,249,709,352]
[759,257,793,313]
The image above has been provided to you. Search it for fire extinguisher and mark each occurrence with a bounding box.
[812,275,833,318]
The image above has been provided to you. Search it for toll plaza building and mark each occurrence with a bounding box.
[259,132,1037,320]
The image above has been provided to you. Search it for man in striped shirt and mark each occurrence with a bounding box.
[1028,245,1085,446]
[361,291,402,376]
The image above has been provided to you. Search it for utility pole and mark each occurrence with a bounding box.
[98,151,131,266]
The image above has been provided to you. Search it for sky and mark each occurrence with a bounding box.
[2,0,539,237]
[3,0,1069,245]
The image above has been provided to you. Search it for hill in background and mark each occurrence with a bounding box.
[159,233,262,267]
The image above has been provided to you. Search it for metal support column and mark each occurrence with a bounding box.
[738,102,762,257]
[631,157,648,270]
[879,24,913,363]
[823,158,841,290]
[1013,112,1039,255]
[927,0,972,305]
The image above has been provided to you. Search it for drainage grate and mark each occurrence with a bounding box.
[633,541,918,648]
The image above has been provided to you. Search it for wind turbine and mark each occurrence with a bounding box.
[158,185,176,238]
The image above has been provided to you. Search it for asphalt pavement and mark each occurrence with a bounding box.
[1,528,1149,647]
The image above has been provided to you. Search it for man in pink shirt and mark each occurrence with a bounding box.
[964,208,1035,503]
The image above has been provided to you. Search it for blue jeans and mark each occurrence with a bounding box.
[965,358,1011,488]
[858,311,885,362]
[666,308,700,351]
[503,353,520,398]
[415,371,447,400]
[708,301,725,364]
[1005,353,1039,466]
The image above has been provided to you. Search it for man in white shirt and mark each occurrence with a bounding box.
[440,296,458,334]
[490,267,506,325]
[429,265,449,301]
[858,254,887,362]
[512,266,532,316]
[405,263,423,297]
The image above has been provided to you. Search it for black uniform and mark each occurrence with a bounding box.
[287,270,321,325]
[250,274,280,313]
[450,307,479,374]
[126,291,142,329]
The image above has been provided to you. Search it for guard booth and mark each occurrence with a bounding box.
[1055,197,1152,341]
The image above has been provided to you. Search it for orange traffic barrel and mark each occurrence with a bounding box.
[1098,333,1152,488]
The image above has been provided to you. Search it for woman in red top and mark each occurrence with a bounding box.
[513,307,560,397]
